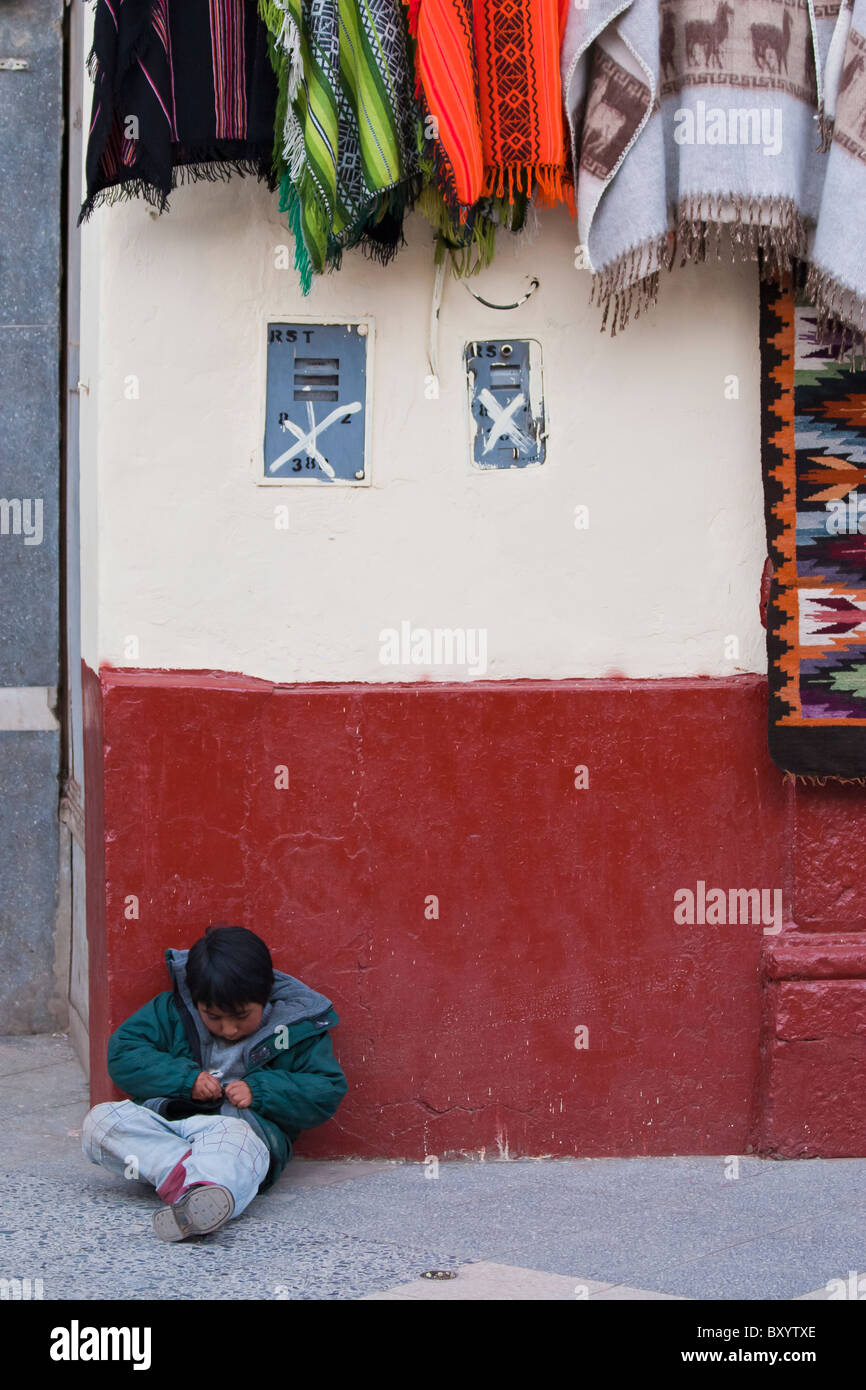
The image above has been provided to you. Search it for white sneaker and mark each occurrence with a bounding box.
[152,1183,235,1242]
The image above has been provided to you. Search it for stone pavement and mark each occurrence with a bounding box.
[1,1035,865,1302]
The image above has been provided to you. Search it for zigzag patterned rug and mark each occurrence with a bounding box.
[761,277,866,782]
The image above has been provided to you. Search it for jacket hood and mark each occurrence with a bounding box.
[165,947,334,1040]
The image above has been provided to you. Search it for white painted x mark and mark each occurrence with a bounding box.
[269,399,362,478]
[478,388,534,455]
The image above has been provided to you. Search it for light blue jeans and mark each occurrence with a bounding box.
[82,1100,270,1218]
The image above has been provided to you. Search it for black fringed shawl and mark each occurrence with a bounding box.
[80,0,277,221]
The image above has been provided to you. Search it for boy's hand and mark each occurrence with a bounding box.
[192,1071,223,1101]
[224,1080,253,1109]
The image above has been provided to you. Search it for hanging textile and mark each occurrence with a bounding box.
[259,0,420,292]
[80,0,278,222]
[404,0,573,213]
[805,0,866,352]
[414,184,531,277]
[762,273,866,782]
[562,0,866,353]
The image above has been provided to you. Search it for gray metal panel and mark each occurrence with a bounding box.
[465,338,546,469]
[264,322,369,482]
[0,731,61,1031]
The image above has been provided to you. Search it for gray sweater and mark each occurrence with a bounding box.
[202,1003,274,1083]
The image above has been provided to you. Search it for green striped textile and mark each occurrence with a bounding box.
[259,0,419,290]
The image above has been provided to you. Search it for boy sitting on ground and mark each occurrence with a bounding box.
[82,924,347,1241]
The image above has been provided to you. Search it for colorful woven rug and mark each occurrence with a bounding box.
[761,274,866,781]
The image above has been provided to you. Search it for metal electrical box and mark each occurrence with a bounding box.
[262,320,372,484]
[464,338,546,470]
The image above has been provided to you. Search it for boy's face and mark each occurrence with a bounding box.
[196,1002,265,1042]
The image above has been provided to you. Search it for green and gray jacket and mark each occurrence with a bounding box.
[106,948,348,1189]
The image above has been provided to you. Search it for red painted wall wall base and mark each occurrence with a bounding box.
[759,937,866,1156]
[83,664,866,1158]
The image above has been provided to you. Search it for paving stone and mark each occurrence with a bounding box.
[363,1261,612,1300]
[2,1035,865,1302]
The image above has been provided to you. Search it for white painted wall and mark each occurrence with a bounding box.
[79,174,767,683]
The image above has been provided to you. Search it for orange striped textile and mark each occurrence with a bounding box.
[404,0,572,212]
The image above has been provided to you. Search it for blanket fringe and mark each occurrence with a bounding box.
[279,178,314,295]
[817,109,835,153]
[791,773,866,787]
[258,0,304,175]
[802,262,866,363]
[592,195,813,337]
[589,231,673,334]
[592,195,866,355]
[78,153,275,224]
[481,161,571,209]
[173,154,276,190]
[280,171,422,294]
[417,181,539,279]
[78,177,171,223]
[402,0,422,37]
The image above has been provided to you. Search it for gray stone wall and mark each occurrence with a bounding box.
[0,2,65,1030]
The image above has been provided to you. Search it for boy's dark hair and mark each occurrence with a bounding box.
[186,925,274,1013]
